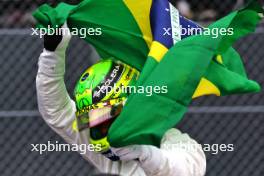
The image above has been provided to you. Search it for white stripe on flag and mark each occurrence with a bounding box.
[169,3,181,44]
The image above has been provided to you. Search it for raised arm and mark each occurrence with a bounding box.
[36,24,76,135]
[35,24,117,170]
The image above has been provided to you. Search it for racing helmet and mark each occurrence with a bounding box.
[74,59,139,157]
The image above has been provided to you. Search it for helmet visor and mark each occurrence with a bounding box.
[75,97,125,132]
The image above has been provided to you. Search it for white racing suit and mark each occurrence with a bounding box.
[36,29,206,176]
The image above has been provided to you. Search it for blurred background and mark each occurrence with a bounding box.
[0,0,263,175]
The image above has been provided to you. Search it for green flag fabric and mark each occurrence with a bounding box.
[33,0,263,147]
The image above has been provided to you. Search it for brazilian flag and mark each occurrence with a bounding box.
[33,0,263,147]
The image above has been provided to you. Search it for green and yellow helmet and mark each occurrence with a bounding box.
[74,59,139,153]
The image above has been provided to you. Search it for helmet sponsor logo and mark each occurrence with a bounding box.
[81,73,89,81]
[103,65,120,87]
[93,64,124,102]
